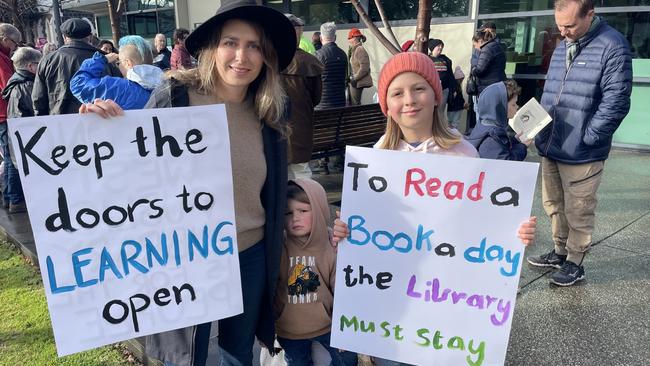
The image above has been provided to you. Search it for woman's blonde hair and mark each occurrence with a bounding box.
[378,107,461,150]
[167,19,287,132]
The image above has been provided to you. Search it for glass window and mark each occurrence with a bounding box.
[368,0,469,20]
[127,0,174,11]
[96,15,128,39]
[127,12,158,38]
[486,11,649,77]
[291,0,359,26]
[158,9,176,41]
[601,12,650,59]
[96,15,112,38]
[479,0,553,15]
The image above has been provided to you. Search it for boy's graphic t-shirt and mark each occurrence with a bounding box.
[275,179,337,340]
[287,256,321,302]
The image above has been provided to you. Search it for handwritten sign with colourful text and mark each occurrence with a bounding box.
[331,146,538,365]
[8,106,243,356]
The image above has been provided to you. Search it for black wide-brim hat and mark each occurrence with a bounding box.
[186,0,297,71]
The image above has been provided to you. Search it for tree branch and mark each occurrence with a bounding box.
[373,0,401,50]
[414,0,432,54]
[350,0,401,55]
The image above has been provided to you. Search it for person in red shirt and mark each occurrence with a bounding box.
[0,23,25,213]
[170,28,192,70]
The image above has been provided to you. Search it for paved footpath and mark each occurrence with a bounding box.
[1,149,648,365]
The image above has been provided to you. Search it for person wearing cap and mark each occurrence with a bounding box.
[31,18,120,116]
[428,38,455,123]
[347,28,372,106]
[330,52,537,366]
[401,40,414,52]
[286,14,316,55]
[80,1,297,365]
[0,23,23,213]
[282,14,324,180]
[170,28,192,70]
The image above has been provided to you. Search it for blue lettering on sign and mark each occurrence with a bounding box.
[46,222,236,295]
[463,238,521,277]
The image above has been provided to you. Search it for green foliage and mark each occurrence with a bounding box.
[0,241,133,366]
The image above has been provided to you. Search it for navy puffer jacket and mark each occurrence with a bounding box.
[536,20,632,164]
[472,38,506,94]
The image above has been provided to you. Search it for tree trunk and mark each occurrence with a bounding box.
[350,0,401,55]
[107,0,124,46]
[51,0,64,46]
[414,0,432,54]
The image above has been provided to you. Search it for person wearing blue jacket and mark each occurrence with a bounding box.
[70,35,163,110]
[466,80,528,161]
[527,0,632,286]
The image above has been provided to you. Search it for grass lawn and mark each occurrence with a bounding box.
[0,240,139,366]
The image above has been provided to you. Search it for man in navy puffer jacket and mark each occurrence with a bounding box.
[527,0,632,286]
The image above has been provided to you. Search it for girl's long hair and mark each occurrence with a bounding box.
[378,106,461,150]
[167,20,288,133]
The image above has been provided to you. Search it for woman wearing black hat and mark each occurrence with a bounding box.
[80,1,296,365]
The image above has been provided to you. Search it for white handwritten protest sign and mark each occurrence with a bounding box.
[8,105,242,356]
[331,146,538,366]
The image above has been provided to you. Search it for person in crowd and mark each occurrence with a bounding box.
[315,22,347,110]
[428,38,455,121]
[312,31,322,51]
[286,14,316,55]
[330,52,536,366]
[170,28,192,70]
[314,21,348,174]
[446,66,466,130]
[471,23,506,96]
[466,79,528,161]
[32,18,120,115]
[70,35,163,110]
[465,34,482,134]
[347,28,372,106]
[153,33,172,70]
[80,0,297,364]
[98,39,117,54]
[282,14,324,180]
[527,0,632,286]
[41,42,57,57]
[0,23,24,213]
[275,179,358,366]
[3,47,41,118]
[401,40,414,52]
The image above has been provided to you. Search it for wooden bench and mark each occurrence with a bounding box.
[311,103,386,159]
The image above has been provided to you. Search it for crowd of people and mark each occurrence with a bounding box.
[0,0,632,364]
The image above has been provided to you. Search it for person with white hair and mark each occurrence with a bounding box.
[315,21,347,110]
[152,33,171,70]
[0,23,24,213]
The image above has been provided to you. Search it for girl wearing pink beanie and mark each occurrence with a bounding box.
[375,51,477,156]
[332,57,537,365]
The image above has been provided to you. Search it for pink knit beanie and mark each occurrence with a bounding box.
[377,52,443,116]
